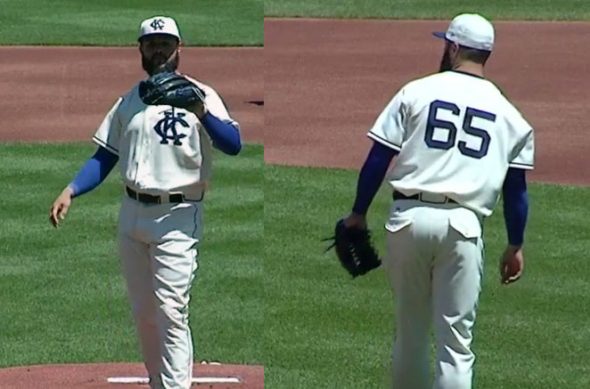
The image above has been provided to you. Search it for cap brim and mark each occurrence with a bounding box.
[432,31,446,40]
[138,33,180,42]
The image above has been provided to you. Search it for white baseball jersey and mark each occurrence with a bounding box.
[93,76,239,198]
[368,70,534,217]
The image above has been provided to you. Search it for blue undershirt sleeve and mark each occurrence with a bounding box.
[69,146,119,198]
[200,111,241,155]
[352,142,398,215]
[502,168,529,246]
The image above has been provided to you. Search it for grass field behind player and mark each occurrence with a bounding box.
[263,3,590,387]
[0,0,263,46]
[265,0,590,20]
[0,144,263,367]
[265,164,590,388]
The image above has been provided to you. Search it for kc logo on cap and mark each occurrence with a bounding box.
[150,18,165,31]
[139,16,181,41]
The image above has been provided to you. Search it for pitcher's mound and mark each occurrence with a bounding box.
[0,362,263,388]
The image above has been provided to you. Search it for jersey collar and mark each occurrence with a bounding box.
[451,70,485,79]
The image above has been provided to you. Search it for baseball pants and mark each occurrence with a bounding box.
[383,199,484,389]
[118,196,202,389]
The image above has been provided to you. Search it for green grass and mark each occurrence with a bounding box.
[2,147,589,387]
[0,0,262,46]
[265,164,590,388]
[265,0,590,20]
[0,143,263,367]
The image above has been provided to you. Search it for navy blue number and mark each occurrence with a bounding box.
[425,101,495,159]
[425,100,459,150]
[458,107,495,159]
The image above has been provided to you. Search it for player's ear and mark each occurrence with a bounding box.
[448,41,461,62]
[138,38,146,53]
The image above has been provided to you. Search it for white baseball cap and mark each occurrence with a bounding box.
[138,16,181,41]
[433,13,494,51]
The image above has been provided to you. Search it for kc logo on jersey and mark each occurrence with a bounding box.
[150,18,165,31]
[154,109,189,146]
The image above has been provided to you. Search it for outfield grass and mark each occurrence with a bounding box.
[0,0,263,46]
[265,0,590,20]
[265,164,590,388]
[0,143,263,367]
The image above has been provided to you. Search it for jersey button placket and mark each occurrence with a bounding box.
[135,106,151,188]
[144,108,155,184]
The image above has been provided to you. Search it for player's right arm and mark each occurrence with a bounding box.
[499,168,529,284]
[499,110,535,284]
[49,98,123,228]
[49,147,118,227]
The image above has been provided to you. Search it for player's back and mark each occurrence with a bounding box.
[368,70,534,216]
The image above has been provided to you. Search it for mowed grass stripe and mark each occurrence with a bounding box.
[0,0,262,46]
[265,0,590,20]
[0,143,263,367]
[264,163,590,388]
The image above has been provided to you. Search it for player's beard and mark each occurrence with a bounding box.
[142,51,180,75]
[439,48,453,72]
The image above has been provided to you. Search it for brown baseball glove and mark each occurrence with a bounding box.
[139,72,206,109]
[324,219,381,278]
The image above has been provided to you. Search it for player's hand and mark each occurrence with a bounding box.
[342,212,367,230]
[49,187,74,228]
[188,101,207,119]
[499,245,524,285]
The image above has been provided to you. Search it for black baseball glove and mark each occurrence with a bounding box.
[324,219,381,278]
[139,72,206,109]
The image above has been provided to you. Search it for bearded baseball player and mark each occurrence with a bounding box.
[339,13,534,388]
[49,16,241,389]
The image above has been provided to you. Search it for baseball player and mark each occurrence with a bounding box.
[48,16,241,389]
[342,14,534,388]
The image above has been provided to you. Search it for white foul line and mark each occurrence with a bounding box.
[107,376,241,384]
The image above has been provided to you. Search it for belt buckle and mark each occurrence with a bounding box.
[169,192,185,203]
[179,191,204,202]
[418,192,447,204]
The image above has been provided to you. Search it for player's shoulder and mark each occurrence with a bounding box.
[487,84,529,121]
[114,80,145,103]
[182,74,217,96]
[380,73,450,108]
[398,72,457,96]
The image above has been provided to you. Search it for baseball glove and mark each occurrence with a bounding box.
[324,219,381,278]
[139,72,206,109]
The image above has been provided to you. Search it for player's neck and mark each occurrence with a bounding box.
[453,62,485,78]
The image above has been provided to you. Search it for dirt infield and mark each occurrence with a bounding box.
[265,19,590,186]
[0,47,262,143]
[0,362,263,388]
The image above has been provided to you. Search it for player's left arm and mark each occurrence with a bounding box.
[344,88,407,228]
[198,111,241,156]
[186,80,241,156]
[344,142,398,228]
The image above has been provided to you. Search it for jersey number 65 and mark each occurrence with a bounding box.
[424,100,496,159]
